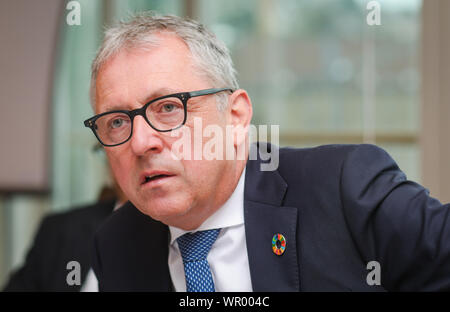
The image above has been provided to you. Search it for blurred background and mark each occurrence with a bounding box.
[1,0,449,287]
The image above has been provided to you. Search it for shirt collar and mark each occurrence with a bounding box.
[169,167,246,245]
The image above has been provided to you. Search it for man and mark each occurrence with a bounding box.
[86,13,450,291]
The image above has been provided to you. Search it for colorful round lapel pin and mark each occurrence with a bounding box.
[272,233,286,256]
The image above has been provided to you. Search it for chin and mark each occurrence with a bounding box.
[135,195,193,224]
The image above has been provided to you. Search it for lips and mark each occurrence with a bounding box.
[140,171,175,186]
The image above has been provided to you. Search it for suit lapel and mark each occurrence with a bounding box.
[101,202,173,291]
[135,214,173,291]
[131,207,173,291]
[244,143,300,291]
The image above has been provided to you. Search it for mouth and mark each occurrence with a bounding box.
[140,171,175,186]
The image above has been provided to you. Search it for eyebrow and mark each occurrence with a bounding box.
[101,87,182,113]
[141,87,181,104]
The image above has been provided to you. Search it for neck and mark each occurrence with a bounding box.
[171,158,247,231]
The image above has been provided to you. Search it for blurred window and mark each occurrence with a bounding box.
[197,0,421,182]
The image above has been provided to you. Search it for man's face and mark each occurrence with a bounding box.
[95,33,237,230]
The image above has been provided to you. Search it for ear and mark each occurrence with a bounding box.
[227,89,253,147]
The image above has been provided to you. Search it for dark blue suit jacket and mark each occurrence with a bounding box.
[92,143,450,291]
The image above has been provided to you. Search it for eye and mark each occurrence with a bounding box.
[111,118,125,129]
[149,98,184,115]
[162,104,176,112]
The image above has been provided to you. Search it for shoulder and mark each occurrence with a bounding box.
[274,143,388,180]
[46,199,114,223]
[262,143,400,202]
[94,201,166,246]
[38,200,115,236]
[278,143,358,162]
[278,143,387,161]
[277,143,394,170]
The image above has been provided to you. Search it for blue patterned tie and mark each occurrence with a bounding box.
[177,229,221,292]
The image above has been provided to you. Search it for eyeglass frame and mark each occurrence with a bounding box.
[84,87,234,147]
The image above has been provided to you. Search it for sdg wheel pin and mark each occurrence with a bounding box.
[272,233,286,256]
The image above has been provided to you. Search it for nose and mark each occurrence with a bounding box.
[129,116,164,156]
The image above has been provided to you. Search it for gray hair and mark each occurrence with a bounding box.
[90,12,239,111]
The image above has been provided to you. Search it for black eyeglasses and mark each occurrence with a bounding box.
[84,88,234,147]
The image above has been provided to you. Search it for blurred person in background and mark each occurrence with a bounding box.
[2,166,127,292]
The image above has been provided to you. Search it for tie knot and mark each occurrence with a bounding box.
[177,229,220,262]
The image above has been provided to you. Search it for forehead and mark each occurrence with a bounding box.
[94,33,207,113]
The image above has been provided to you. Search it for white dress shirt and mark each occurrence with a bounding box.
[168,168,253,292]
[80,268,98,292]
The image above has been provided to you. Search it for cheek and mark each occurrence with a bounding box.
[106,150,134,186]
[181,159,224,193]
